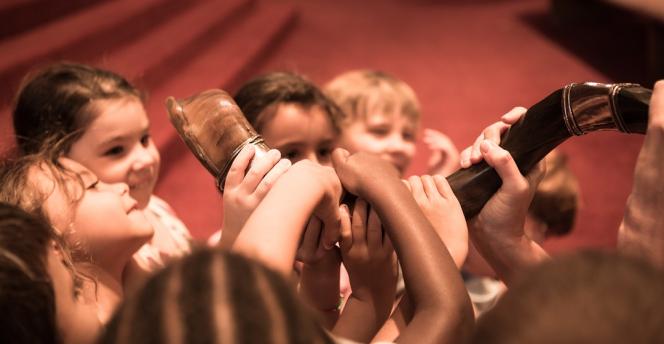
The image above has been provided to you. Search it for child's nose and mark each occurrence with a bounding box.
[303,151,321,165]
[131,146,156,171]
[385,134,410,153]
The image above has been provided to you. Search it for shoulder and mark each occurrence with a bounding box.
[146,195,192,240]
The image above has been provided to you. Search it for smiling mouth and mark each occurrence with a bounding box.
[125,200,139,213]
[129,179,152,190]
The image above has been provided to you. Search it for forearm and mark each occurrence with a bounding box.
[232,177,322,275]
[470,231,548,286]
[300,263,341,329]
[362,179,474,343]
[333,295,388,342]
[618,123,664,268]
[619,192,664,268]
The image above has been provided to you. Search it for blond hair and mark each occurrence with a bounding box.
[324,70,421,129]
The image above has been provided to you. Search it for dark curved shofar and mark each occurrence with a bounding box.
[448,82,652,219]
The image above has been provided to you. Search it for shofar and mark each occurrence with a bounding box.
[166,89,269,193]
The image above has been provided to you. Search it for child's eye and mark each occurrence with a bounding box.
[318,146,332,157]
[283,150,298,161]
[72,275,83,299]
[140,133,151,146]
[86,180,99,190]
[369,127,390,136]
[403,131,416,142]
[104,146,125,156]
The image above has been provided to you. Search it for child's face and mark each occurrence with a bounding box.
[47,245,100,344]
[337,112,417,175]
[68,97,160,209]
[30,158,153,260]
[261,103,336,167]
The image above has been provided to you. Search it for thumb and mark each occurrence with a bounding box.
[649,80,664,128]
[332,148,351,170]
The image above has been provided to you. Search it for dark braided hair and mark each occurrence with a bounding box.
[100,249,334,344]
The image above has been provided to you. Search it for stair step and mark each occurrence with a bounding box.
[98,0,255,90]
[151,2,298,236]
[149,2,298,151]
[0,0,100,40]
[0,0,191,106]
[0,0,33,12]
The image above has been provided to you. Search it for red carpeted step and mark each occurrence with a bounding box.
[0,0,103,41]
[0,0,32,12]
[98,0,256,91]
[149,2,298,238]
[0,0,193,106]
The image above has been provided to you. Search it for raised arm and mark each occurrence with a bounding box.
[332,149,474,344]
[231,160,342,275]
[619,80,664,268]
[467,140,548,285]
[333,199,397,342]
[218,145,290,248]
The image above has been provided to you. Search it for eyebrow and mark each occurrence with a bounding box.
[98,128,150,147]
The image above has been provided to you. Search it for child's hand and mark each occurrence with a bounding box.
[459,107,526,168]
[289,160,344,249]
[231,158,342,276]
[297,216,342,268]
[467,140,548,285]
[407,174,468,267]
[334,199,397,341]
[220,145,291,248]
[424,128,460,177]
[297,216,343,328]
[331,148,401,198]
[470,140,545,241]
[619,80,664,265]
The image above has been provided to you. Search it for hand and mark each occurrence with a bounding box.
[407,175,468,267]
[331,148,401,198]
[297,216,342,268]
[220,145,291,248]
[424,128,460,176]
[334,200,397,340]
[297,215,343,328]
[619,80,664,266]
[340,200,396,299]
[289,160,344,249]
[459,107,527,168]
[469,140,545,244]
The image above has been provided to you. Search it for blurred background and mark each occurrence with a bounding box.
[1,0,663,253]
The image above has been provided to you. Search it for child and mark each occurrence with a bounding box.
[99,249,335,344]
[12,62,192,287]
[324,70,468,268]
[324,69,460,177]
[0,202,100,344]
[231,72,353,328]
[233,72,344,166]
[0,152,154,323]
